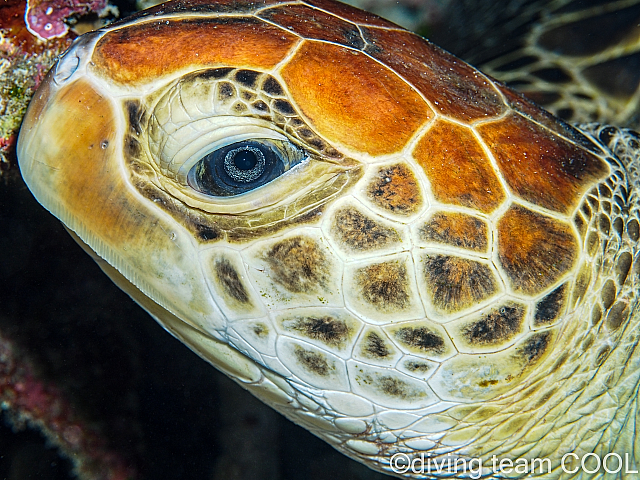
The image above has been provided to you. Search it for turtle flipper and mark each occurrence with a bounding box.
[433,0,640,129]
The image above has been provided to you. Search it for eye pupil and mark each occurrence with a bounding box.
[223,146,265,182]
[233,149,258,170]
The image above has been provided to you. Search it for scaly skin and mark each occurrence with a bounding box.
[16,1,640,478]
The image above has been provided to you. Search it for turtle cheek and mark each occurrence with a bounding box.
[18,77,121,240]
[17,77,224,334]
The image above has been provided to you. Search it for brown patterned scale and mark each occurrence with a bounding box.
[17,0,640,478]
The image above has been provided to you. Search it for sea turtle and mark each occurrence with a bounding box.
[15,0,640,478]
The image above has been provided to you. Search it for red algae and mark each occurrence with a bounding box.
[0,0,118,175]
[0,332,137,480]
[24,0,109,40]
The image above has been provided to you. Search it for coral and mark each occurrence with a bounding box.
[25,0,117,40]
[0,0,73,176]
[0,331,136,480]
[0,0,117,177]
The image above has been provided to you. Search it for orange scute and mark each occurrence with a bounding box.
[478,113,610,213]
[92,18,297,85]
[259,4,364,49]
[413,120,506,213]
[497,205,578,295]
[281,41,432,155]
[363,28,506,122]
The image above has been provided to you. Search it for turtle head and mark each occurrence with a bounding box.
[17,0,637,477]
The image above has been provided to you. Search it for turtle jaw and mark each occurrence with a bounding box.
[16,68,226,341]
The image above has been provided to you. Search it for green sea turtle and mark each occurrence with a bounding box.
[15,0,640,478]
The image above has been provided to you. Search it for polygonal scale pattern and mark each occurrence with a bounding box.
[23,0,639,478]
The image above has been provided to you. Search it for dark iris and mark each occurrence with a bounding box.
[188,140,290,196]
[223,145,265,183]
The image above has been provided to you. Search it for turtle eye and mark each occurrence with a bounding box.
[187,139,306,197]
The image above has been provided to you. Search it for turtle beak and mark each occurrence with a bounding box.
[17,30,104,207]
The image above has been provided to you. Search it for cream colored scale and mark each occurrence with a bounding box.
[17,1,640,478]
